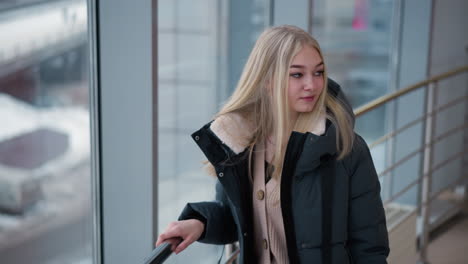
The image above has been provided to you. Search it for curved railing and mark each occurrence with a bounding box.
[354,66,468,116]
[354,65,468,263]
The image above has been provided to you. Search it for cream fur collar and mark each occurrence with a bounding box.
[210,113,326,154]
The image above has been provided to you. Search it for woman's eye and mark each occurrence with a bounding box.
[290,72,303,78]
[314,70,324,76]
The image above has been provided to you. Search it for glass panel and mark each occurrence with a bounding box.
[157,0,268,262]
[0,1,91,263]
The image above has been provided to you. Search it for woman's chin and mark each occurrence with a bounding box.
[297,106,316,113]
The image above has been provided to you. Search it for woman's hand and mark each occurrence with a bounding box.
[155,219,205,254]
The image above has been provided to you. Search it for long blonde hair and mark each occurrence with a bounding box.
[208,25,354,180]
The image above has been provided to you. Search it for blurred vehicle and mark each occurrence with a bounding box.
[0,1,92,262]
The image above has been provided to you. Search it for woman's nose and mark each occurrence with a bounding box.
[303,77,314,90]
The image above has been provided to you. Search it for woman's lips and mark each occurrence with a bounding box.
[300,96,315,101]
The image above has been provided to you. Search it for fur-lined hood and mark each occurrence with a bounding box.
[210,112,326,155]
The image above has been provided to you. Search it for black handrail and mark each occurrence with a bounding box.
[142,242,174,264]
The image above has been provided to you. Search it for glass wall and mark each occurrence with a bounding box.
[0,0,92,263]
[157,0,268,262]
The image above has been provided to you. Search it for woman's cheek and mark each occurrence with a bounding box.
[315,83,324,94]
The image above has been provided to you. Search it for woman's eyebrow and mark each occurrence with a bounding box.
[290,62,324,68]
[290,65,304,68]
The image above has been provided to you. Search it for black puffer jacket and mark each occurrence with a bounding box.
[179,79,390,264]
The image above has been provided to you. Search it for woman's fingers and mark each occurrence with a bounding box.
[167,237,183,251]
[155,219,204,254]
[156,233,173,247]
[155,237,181,251]
[155,233,170,247]
[156,225,180,245]
[174,237,193,254]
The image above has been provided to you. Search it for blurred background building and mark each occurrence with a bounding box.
[0,0,467,263]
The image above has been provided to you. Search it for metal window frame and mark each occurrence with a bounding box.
[87,0,159,263]
[87,0,102,263]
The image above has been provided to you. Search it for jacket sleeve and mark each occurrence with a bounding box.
[178,180,238,245]
[347,135,390,263]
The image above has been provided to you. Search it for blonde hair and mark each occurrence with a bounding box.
[208,25,354,180]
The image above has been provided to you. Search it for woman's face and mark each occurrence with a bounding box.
[287,45,325,118]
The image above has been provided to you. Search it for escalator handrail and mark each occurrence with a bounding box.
[143,242,174,264]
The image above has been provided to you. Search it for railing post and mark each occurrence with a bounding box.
[461,45,468,200]
[418,81,438,264]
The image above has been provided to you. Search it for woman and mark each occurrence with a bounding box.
[156,25,389,264]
